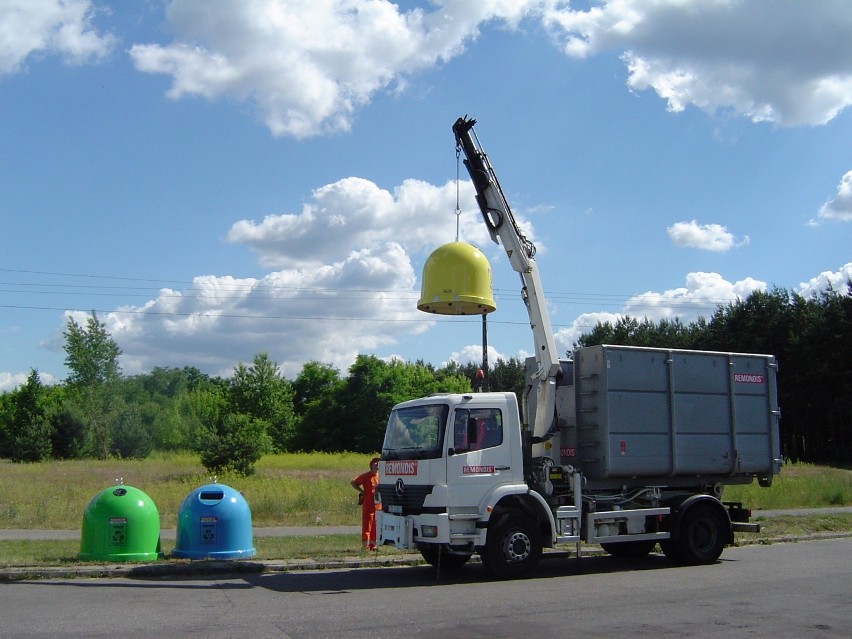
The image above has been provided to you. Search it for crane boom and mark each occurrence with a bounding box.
[453,116,559,441]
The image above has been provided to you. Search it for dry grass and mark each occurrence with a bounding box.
[0,451,374,530]
[0,455,848,532]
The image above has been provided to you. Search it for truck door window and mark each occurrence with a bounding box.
[453,408,502,451]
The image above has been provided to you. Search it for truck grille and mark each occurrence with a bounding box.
[377,484,435,515]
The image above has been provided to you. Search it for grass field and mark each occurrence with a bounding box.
[724,462,851,509]
[0,454,849,568]
[0,451,372,529]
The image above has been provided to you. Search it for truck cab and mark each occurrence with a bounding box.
[377,392,529,565]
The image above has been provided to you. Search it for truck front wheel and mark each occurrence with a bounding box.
[483,512,542,579]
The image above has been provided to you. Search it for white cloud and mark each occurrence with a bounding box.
[225,177,499,268]
[798,263,852,297]
[99,174,540,379]
[811,170,852,225]
[667,219,748,252]
[552,272,767,351]
[554,311,622,353]
[445,344,508,368]
[129,0,542,138]
[11,2,847,133]
[0,370,58,392]
[0,169,536,384]
[125,1,852,136]
[107,241,428,379]
[0,0,115,75]
[0,371,28,392]
[543,0,852,126]
[625,272,766,322]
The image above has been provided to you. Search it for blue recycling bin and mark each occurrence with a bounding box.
[172,483,255,559]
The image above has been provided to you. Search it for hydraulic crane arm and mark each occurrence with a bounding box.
[453,116,560,441]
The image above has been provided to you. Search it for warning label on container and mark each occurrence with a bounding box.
[201,520,216,544]
[734,373,765,384]
[109,519,127,546]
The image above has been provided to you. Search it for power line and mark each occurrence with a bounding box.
[0,303,605,330]
[0,281,731,311]
[0,267,734,316]
[0,267,739,304]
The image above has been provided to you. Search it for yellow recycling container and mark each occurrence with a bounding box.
[418,242,497,315]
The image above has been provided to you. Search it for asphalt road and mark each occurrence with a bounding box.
[0,538,849,639]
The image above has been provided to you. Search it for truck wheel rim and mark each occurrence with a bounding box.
[694,521,716,551]
[505,531,531,562]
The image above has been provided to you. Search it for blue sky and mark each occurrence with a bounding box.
[1,0,851,391]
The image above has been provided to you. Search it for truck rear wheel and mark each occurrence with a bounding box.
[483,512,542,579]
[664,503,728,565]
[600,540,657,558]
[418,543,471,571]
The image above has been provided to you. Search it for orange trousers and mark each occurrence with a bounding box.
[361,508,376,549]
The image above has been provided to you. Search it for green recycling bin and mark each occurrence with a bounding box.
[78,484,162,562]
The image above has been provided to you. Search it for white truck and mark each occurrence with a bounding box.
[376,117,782,578]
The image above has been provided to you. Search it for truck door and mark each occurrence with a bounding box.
[446,406,510,512]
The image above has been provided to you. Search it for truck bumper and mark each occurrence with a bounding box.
[377,512,416,549]
[378,512,477,549]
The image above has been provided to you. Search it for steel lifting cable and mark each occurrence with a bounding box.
[455,144,462,242]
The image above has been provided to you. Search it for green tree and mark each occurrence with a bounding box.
[64,312,122,386]
[292,361,342,414]
[179,385,228,451]
[118,366,219,451]
[0,391,14,457]
[229,353,296,452]
[109,400,153,459]
[336,356,403,453]
[50,401,90,459]
[63,311,123,458]
[333,356,469,453]
[291,362,345,451]
[5,370,54,462]
[488,357,526,403]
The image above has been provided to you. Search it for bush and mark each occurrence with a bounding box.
[198,413,272,476]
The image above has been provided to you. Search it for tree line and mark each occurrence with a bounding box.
[1,281,850,471]
[0,312,473,474]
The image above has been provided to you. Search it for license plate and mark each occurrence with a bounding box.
[387,504,402,514]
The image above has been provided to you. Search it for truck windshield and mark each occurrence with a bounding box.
[381,403,448,460]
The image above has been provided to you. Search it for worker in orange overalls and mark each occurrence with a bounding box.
[350,457,380,551]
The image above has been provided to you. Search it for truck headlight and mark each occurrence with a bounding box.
[421,525,438,538]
